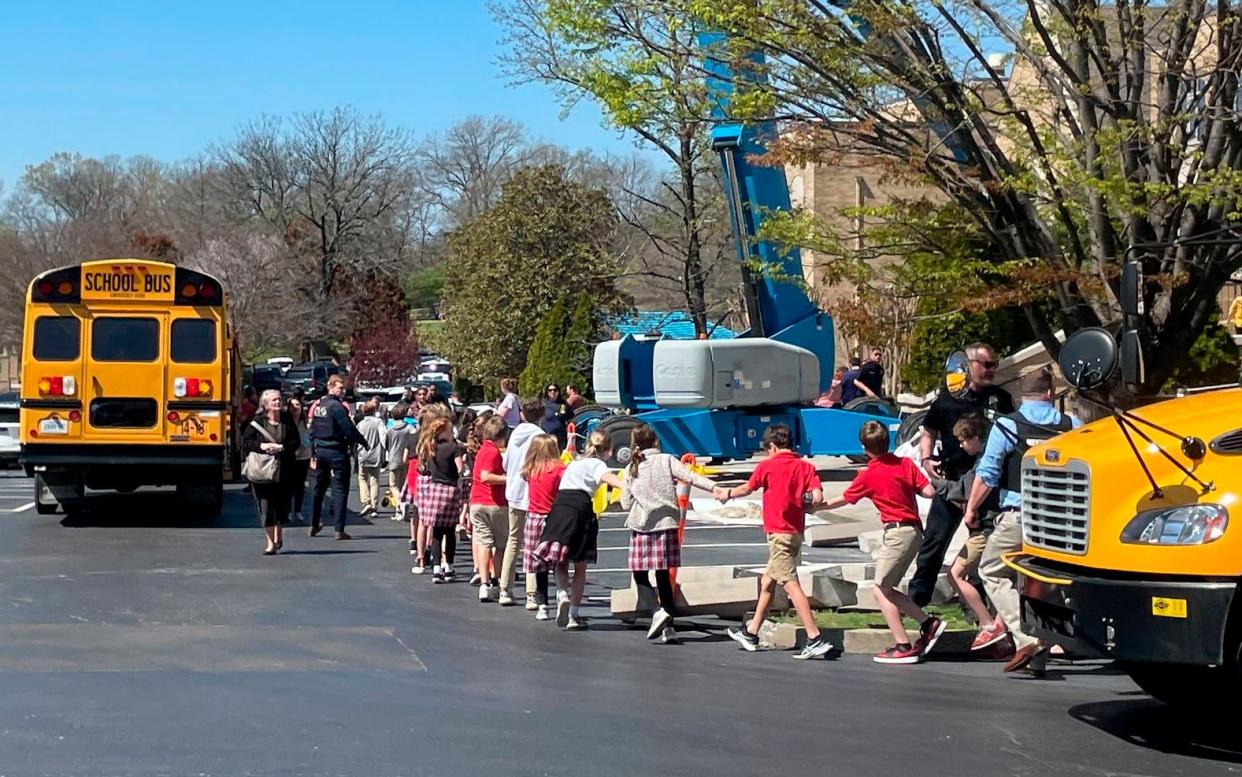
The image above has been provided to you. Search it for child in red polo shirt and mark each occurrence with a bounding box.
[723,424,834,660]
[821,420,942,664]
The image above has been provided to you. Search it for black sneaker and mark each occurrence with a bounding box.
[793,634,834,660]
[727,626,760,652]
[444,568,457,583]
[432,571,445,584]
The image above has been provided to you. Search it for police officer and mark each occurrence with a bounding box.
[310,374,369,540]
[964,368,1078,675]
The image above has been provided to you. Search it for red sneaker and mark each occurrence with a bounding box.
[971,620,1009,651]
[874,644,922,665]
[917,617,947,656]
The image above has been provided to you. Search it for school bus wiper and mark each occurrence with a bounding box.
[1075,392,1213,499]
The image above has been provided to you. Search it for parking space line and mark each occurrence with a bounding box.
[597,542,768,551]
[597,524,757,533]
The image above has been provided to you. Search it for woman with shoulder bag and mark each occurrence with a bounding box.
[243,389,300,555]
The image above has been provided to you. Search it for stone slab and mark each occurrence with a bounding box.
[809,572,858,608]
[842,627,975,656]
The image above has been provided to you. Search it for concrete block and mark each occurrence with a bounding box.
[858,529,884,556]
[819,563,875,583]
[805,515,870,546]
[842,628,895,654]
[841,627,976,656]
[809,572,858,609]
[842,582,881,612]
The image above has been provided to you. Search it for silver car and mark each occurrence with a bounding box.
[0,392,20,468]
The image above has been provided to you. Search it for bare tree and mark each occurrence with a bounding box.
[415,115,538,228]
[216,106,418,302]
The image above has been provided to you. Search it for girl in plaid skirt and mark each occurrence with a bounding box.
[619,425,726,643]
[534,430,624,630]
[415,416,466,583]
[404,405,455,575]
[520,434,565,621]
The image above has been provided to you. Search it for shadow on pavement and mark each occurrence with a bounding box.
[1069,699,1242,764]
[278,549,378,556]
[59,492,256,529]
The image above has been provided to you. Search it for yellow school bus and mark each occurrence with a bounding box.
[19,259,241,515]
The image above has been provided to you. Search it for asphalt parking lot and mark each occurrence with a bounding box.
[0,466,1239,776]
[0,469,35,514]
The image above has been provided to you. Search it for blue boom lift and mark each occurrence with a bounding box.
[585,33,899,466]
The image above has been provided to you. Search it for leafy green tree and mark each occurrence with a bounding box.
[692,0,1242,400]
[492,0,733,336]
[435,164,632,381]
[521,299,573,394]
[520,296,603,395]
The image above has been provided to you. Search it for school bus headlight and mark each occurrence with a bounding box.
[1121,504,1228,545]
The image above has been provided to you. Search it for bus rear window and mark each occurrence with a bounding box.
[32,316,80,361]
[92,318,159,362]
[171,319,216,363]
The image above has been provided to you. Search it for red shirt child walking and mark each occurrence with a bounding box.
[821,421,942,664]
[723,424,835,660]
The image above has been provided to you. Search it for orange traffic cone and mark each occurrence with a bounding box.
[670,452,697,591]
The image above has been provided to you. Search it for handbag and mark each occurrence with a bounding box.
[243,420,282,484]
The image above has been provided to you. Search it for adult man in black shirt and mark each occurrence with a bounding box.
[907,342,1014,607]
[858,347,885,398]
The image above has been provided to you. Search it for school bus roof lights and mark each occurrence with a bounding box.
[173,268,222,307]
[31,267,81,304]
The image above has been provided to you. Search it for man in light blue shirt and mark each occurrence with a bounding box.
[965,369,1079,675]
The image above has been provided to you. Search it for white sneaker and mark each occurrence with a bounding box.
[647,608,673,640]
[411,564,425,575]
[658,625,677,644]
[525,593,539,611]
[469,573,482,586]
[536,604,551,621]
[498,589,515,607]
[555,593,571,627]
[479,584,492,602]
[565,616,587,631]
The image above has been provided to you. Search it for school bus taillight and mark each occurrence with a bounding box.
[173,377,214,398]
[38,376,76,397]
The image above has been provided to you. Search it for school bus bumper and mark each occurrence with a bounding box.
[1014,554,1238,666]
[21,443,225,489]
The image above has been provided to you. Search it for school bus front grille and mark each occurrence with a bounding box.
[1021,459,1090,555]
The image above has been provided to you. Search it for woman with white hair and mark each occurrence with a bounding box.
[242,389,300,554]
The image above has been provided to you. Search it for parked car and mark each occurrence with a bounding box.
[250,364,285,394]
[0,392,20,468]
[266,356,294,372]
[281,363,337,398]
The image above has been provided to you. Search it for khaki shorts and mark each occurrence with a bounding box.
[955,530,990,575]
[470,504,509,549]
[764,533,803,584]
[874,523,923,590]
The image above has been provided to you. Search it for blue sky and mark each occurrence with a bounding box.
[0,1,638,190]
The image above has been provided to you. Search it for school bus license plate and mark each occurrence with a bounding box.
[37,417,68,435]
[1151,597,1187,619]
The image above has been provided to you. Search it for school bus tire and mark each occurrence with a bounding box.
[1123,602,1242,712]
